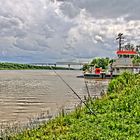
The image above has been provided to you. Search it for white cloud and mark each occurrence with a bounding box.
[0,0,140,62]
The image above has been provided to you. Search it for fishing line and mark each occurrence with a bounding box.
[50,66,96,116]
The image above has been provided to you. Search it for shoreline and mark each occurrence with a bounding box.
[6,72,140,139]
[0,62,75,70]
[0,70,109,138]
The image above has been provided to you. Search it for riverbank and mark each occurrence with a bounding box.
[0,62,74,70]
[7,72,140,139]
[0,70,87,128]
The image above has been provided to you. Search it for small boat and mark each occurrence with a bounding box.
[83,68,116,79]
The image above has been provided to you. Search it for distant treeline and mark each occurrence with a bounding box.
[0,62,74,70]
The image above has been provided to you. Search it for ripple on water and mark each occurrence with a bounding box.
[0,70,108,129]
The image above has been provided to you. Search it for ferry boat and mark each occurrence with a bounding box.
[83,33,140,79]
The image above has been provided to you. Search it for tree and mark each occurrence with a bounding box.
[90,58,110,69]
[136,45,140,55]
[124,43,134,51]
[82,64,90,71]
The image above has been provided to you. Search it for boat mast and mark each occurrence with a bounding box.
[116,33,124,50]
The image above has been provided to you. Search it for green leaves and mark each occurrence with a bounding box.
[90,57,110,69]
[0,62,72,70]
[83,57,112,71]
[132,56,140,65]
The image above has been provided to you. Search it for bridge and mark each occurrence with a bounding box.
[30,62,87,69]
[30,63,57,66]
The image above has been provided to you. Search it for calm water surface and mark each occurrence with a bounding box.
[0,70,108,127]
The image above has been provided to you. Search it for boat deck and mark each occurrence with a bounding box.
[83,73,118,79]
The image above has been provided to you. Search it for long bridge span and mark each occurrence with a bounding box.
[30,62,87,69]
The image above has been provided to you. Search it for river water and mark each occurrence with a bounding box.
[0,70,109,129]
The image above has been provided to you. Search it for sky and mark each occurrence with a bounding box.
[0,0,140,63]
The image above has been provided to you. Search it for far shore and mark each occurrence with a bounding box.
[0,62,75,70]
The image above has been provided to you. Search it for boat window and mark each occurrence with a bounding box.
[117,68,120,73]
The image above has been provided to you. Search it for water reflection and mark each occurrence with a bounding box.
[0,70,108,127]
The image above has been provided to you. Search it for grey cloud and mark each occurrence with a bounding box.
[59,2,80,18]
[0,0,140,62]
[0,16,19,28]
[67,0,140,20]
[0,16,26,37]
[14,38,43,52]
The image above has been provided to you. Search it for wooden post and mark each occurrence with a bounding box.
[68,64,70,70]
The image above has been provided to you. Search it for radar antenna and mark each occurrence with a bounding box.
[116,33,124,50]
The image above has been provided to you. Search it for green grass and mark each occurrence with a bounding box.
[0,62,73,70]
[6,72,140,140]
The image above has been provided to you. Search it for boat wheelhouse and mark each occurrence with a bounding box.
[111,33,140,75]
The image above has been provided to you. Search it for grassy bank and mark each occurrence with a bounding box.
[0,62,73,70]
[7,72,140,139]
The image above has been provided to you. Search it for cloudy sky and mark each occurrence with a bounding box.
[0,0,140,63]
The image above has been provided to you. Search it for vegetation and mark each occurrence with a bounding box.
[83,57,113,71]
[82,63,90,71]
[123,43,135,51]
[136,45,140,55]
[123,43,140,66]
[132,56,140,66]
[7,72,140,140]
[0,62,73,70]
[90,57,111,69]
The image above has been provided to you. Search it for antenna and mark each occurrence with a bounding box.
[116,33,124,50]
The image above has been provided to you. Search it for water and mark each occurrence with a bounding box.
[0,70,109,128]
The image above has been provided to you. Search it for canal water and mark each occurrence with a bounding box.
[0,70,109,129]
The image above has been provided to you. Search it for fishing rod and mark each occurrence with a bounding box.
[84,77,91,98]
[49,66,96,116]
